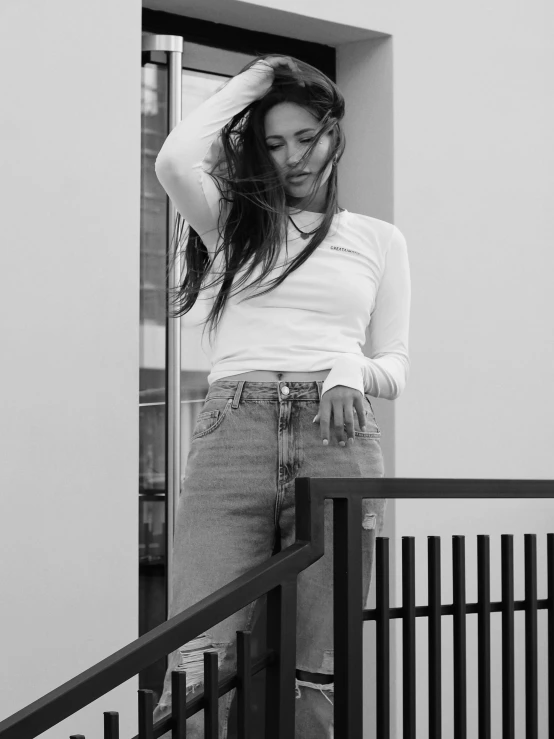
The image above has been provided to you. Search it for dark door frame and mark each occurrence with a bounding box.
[142,7,336,81]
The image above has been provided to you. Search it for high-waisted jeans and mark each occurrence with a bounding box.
[152,379,386,738]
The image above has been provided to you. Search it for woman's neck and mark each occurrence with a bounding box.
[287,204,342,215]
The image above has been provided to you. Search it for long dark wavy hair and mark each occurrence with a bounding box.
[167,54,346,345]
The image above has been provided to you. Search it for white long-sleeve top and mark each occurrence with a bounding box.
[155,61,411,400]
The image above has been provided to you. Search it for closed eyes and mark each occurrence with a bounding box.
[267,137,314,152]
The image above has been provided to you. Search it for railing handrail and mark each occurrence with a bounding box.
[1,477,553,739]
[0,481,326,739]
[306,476,554,499]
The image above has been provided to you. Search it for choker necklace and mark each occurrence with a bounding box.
[288,209,344,240]
[288,215,319,240]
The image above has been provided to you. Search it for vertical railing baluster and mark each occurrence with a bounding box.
[452,536,467,739]
[171,669,187,738]
[428,536,441,739]
[525,534,538,739]
[376,536,390,739]
[265,577,297,739]
[204,651,219,739]
[403,536,416,739]
[138,689,154,739]
[237,630,252,739]
[103,711,119,739]
[477,535,491,739]
[501,534,515,739]
[334,495,364,739]
[548,534,554,739]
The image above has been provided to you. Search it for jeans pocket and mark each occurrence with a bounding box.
[192,398,233,440]
[354,394,381,438]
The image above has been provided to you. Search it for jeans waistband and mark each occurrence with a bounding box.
[207,379,324,407]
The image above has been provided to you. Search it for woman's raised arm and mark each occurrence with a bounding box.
[154,61,277,253]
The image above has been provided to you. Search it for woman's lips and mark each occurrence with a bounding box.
[287,173,310,184]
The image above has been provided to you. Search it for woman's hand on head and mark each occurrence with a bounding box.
[257,56,306,87]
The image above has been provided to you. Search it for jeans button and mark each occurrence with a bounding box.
[281,385,290,395]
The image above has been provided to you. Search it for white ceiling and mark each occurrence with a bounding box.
[143,0,386,47]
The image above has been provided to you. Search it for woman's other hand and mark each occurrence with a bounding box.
[313,386,366,447]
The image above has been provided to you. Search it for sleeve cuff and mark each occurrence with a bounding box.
[321,355,365,398]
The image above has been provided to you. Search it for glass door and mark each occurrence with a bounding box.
[139,36,255,708]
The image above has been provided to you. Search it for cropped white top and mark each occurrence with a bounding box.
[155,61,411,400]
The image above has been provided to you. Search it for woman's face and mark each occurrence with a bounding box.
[264,102,334,207]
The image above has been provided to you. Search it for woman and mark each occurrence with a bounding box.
[152,55,410,738]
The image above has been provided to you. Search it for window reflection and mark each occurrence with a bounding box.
[139,60,230,701]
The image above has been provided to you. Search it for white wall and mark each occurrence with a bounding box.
[0,1,141,737]
[391,3,554,736]
[1,0,552,737]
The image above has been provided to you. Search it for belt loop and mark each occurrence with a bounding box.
[231,381,245,409]
[316,381,323,402]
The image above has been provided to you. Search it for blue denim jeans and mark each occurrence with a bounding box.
[152,379,386,738]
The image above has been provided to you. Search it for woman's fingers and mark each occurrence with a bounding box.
[354,395,367,432]
[342,401,355,445]
[264,55,294,70]
[332,399,348,446]
[314,393,367,446]
[261,56,305,86]
[342,395,365,443]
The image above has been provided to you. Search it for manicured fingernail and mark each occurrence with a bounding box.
[322,439,328,446]
[348,437,354,445]
[361,425,366,431]
[312,417,318,423]
[339,441,346,447]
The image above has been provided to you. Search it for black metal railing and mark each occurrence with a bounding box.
[0,477,552,739]
[370,531,552,739]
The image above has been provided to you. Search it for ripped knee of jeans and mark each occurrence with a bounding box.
[295,656,334,705]
[163,633,229,700]
[362,512,377,530]
[295,676,334,705]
